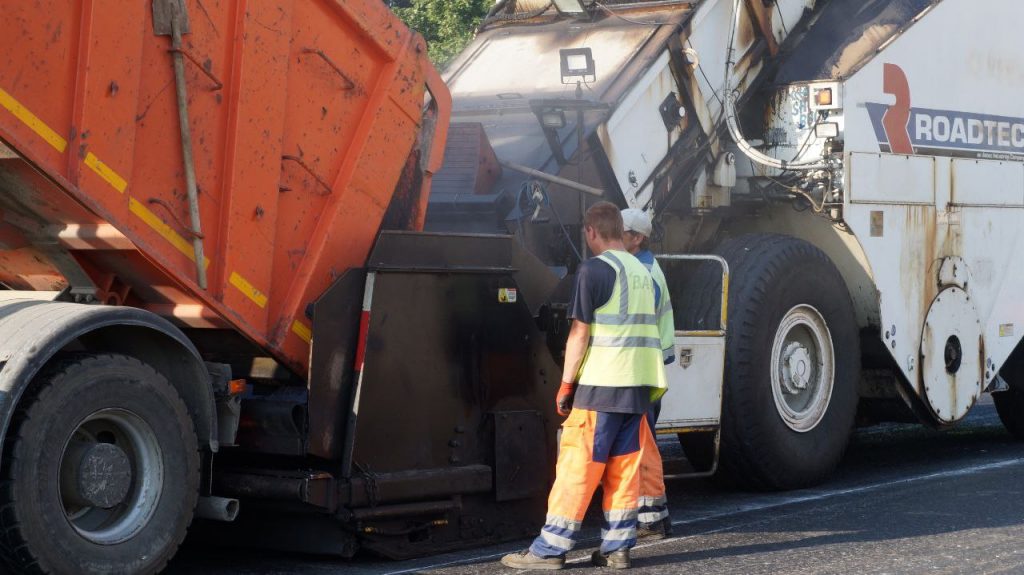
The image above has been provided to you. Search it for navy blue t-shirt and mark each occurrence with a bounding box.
[568,255,651,415]
[568,258,616,323]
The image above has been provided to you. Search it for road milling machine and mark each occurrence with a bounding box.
[0,0,1021,572]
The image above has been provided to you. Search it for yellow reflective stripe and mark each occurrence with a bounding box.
[593,312,657,326]
[229,271,268,308]
[589,335,663,349]
[0,87,67,152]
[84,152,127,193]
[128,197,209,269]
[0,85,201,273]
[291,320,312,343]
[679,330,726,337]
[589,322,660,339]
[720,271,729,330]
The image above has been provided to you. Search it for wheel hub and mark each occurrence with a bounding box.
[944,335,962,374]
[72,443,133,509]
[59,408,164,545]
[770,304,835,433]
[782,342,812,394]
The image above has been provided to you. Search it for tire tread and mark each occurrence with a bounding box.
[679,234,859,490]
[0,353,199,575]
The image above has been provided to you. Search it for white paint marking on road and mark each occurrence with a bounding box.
[382,456,1024,574]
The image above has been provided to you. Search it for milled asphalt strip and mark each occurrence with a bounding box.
[565,456,1024,565]
[381,455,1024,575]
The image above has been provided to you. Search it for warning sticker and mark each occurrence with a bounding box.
[1000,323,1015,337]
[498,288,518,303]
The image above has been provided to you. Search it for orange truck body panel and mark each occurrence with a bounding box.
[0,0,449,374]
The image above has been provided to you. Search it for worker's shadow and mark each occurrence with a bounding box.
[631,421,1024,570]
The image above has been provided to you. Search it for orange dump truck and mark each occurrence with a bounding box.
[0,1,562,572]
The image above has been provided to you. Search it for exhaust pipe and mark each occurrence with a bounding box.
[196,496,240,522]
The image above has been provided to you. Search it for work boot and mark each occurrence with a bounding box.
[592,548,631,569]
[637,517,673,540]
[500,550,565,570]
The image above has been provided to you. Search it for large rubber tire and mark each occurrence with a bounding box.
[993,354,1024,439]
[993,386,1024,439]
[680,234,860,490]
[0,354,200,574]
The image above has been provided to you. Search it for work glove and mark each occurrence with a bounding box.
[556,381,576,417]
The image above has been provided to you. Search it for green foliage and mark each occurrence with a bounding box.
[392,0,491,68]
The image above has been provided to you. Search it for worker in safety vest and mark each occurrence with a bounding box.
[501,202,667,571]
[621,208,676,541]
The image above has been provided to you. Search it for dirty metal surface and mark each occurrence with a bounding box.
[841,0,1024,415]
[437,15,661,226]
[774,0,936,83]
[307,268,366,460]
[920,286,983,423]
[348,267,558,473]
[494,410,549,502]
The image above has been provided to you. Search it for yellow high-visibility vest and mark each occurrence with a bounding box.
[576,249,668,401]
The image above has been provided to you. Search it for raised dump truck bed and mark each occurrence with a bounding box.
[0,0,447,375]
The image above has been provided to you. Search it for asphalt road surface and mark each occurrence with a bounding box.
[170,396,1024,574]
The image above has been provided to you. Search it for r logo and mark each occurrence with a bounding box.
[882,63,914,154]
[866,63,1024,160]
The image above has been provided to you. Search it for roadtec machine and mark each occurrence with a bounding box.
[0,0,1021,572]
[437,0,1024,487]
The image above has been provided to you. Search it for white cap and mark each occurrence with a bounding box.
[621,208,653,238]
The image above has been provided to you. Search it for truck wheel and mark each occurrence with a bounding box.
[681,234,859,490]
[0,354,200,574]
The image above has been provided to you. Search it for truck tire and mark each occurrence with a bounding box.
[680,234,859,490]
[993,386,1024,439]
[993,353,1024,439]
[0,354,200,574]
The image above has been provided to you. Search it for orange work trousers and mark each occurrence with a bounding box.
[529,408,656,557]
[639,403,668,526]
[638,401,671,527]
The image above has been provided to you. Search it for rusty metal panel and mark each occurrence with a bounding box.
[841,0,1024,419]
[920,286,982,422]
